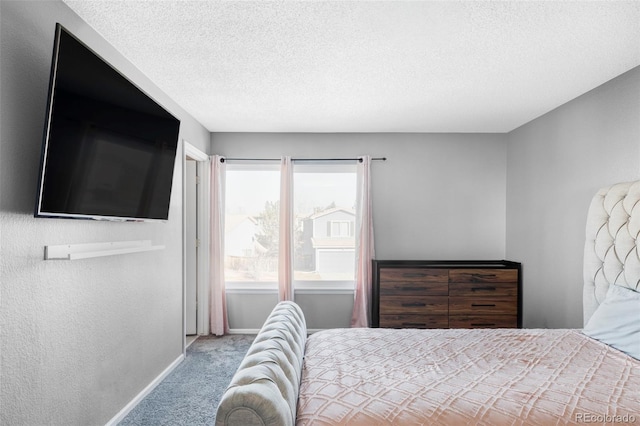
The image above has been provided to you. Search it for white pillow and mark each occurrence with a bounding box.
[583,284,640,360]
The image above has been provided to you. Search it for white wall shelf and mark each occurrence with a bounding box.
[44,240,165,260]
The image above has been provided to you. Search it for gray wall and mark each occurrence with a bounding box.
[506,66,640,329]
[226,292,355,331]
[213,133,508,329]
[0,2,209,425]
[212,133,508,259]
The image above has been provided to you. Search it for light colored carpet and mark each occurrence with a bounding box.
[118,334,255,426]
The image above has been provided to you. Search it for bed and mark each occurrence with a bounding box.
[215,180,640,426]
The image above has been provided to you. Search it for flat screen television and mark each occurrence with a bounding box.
[35,24,180,222]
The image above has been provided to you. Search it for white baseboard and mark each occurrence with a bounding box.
[105,353,185,426]
[228,328,260,334]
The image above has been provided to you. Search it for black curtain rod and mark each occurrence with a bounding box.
[220,157,386,163]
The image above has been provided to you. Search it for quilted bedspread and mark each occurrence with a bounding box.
[296,328,640,425]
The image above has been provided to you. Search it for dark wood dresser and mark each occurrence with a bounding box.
[372,260,522,329]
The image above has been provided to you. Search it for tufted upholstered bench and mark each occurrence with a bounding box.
[215,301,307,426]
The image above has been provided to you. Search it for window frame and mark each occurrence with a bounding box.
[292,162,357,291]
[223,160,358,292]
[223,161,281,291]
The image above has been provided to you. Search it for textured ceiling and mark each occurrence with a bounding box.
[63,0,640,133]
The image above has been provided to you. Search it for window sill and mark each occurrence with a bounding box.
[225,288,355,296]
[225,280,355,295]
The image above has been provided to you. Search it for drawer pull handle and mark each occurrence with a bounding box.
[401,302,426,307]
[402,273,427,278]
[401,286,426,291]
[471,286,496,292]
[471,303,496,307]
[471,323,495,326]
[471,273,497,281]
[402,322,426,327]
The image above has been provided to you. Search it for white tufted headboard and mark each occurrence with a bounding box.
[583,180,640,326]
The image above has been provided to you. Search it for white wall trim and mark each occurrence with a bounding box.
[225,287,278,294]
[294,288,355,295]
[182,140,211,356]
[196,158,211,336]
[185,142,209,161]
[104,353,184,426]
[225,288,354,295]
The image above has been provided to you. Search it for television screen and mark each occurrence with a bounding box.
[35,24,180,221]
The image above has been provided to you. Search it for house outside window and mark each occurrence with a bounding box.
[294,163,357,290]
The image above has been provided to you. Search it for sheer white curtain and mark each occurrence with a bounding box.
[210,155,228,335]
[278,156,294,301]
[351,155,375,327]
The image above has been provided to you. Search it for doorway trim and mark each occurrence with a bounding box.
[182,140,210,355]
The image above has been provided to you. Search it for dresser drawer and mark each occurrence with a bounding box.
[449,297,517,315]
[380,314,448,329]
[449,315,517,328]
[449,269,518,284]
[380,296,448,315]
[449,281,517,297]
[379,268,448,295]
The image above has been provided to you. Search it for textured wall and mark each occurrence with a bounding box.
[0,2,209,425]
[506,66,640,329]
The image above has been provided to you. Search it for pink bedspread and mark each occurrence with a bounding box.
[296,328,640,425]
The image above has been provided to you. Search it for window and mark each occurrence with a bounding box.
[293,163,357,289]
[224,163,280,289]
[328,220,353,237]
[223,161,357,291]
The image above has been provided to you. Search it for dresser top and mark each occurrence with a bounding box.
[373,260,521,268]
